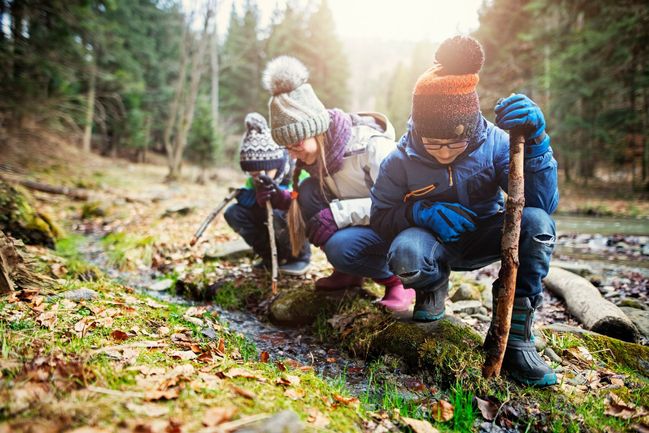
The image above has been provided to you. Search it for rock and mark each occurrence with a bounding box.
[204,238,253,261]
[642,243,649,256]
[449,300,483,315]
[162,204,195,218]
[478,307,488,316]
[533,330,547,352]
[269,286,353,326]
[620,307,649,338]
[236,410,303,433]
[588,274,603,287]
[149,279,174,292]
[481,287,493,310]
[551,260,593,277]
[472,314,491,323]
[544,347,562,364]
[450,283,481,302]
[617,298,648,311]
[201,327,218,340]
[60,288,99,301]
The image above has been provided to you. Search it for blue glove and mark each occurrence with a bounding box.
[411,201,477,243]
[495,94,550,158]
[236,188,256,208]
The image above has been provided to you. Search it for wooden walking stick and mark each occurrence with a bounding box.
[265,200,279,294]
[482,129,526,378]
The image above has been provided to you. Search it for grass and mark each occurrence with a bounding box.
[55,234,103,280]
[448,381,475,433]
[101,231,155,270]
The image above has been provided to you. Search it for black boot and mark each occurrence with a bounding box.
[412,278,448,322]
[485,291,557,387]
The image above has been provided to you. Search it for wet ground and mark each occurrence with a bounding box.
[76,214,649,410]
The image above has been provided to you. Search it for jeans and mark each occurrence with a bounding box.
[224,203,311,264]
[298,177,392,280]
[387,207,556,297]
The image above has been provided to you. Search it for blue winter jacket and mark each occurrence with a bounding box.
[370,116,559,243]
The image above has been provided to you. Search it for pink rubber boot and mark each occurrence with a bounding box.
[375,275,416,311]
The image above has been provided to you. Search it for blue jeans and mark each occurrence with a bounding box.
[224,203,311,265]
[298,177,392,280]
[387,207,555,297]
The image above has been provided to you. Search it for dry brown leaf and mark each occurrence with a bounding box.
[145,387,180,401]
[10,383,51,413]
[230,384,255,400]
[604,393,649,420]
[333,394,360,408]
[36,311,57,329]
[431,400,454,422]
[158,326,170,336]
[306,408,330,428]
[125,402,169,417]
[260,351,270,363]
[202,406,238,427]
[67,427,112,433]
[284,388,306,400]
[110,330,129,341]
[217,338,225,355]
[475,396,499,421]
[74,317,96,336]
[566,346,594,366]
[224,368,266,382]
[401,417,440,433]
[170,350,197,360]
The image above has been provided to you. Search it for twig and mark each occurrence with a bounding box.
[266,201,278,294]
[86,385,145,398]
[89,340,168,356]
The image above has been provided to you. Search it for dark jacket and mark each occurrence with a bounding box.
[370,117,559,243]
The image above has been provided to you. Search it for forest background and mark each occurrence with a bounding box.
[1,0,648,189]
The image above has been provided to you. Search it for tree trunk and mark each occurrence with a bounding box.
[483,132,525,379]
[0,231,15,294]
[82,53,97,153]
[210,17,220,134]
[544,267,639,342]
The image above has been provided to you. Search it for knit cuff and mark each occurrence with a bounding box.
[524,133,550,159]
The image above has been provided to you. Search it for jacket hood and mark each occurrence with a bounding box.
[398,115,488,166]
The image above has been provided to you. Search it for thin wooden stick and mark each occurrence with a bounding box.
[266,201,278,294]
[483,131,525,378]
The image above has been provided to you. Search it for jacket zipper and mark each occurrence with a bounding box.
[448,166,454,187]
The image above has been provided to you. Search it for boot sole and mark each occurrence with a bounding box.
[412,310,445,322]
[508,371,557,387]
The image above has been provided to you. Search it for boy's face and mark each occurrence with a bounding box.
[249,169,277,179]
[421,137,468,164]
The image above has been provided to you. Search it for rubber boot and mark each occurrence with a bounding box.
[374,275,415,311]
[315,270,364,292]
[412,278,448,322]
[485,292,557,387]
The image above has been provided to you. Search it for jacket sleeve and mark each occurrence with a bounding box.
[328,135,396,229]
[370,152,412,243]
[494,132,559,214]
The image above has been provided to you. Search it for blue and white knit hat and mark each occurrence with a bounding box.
[239,112,288,173]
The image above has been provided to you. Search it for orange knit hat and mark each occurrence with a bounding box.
[412,36,485,139]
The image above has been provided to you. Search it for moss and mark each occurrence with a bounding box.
[0,180,58,247]
[579,333,649,377]
[269,286,354,326]
[80,201,106,219]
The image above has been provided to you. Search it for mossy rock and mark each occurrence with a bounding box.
[269,286,357,326]
[80,201,106,219]
[0,179,60,248]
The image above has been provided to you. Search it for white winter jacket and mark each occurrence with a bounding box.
[324,112,396,228]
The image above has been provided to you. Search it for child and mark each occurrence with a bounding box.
[224,113,311,275]
[370,36,559,386]
[262,56,415,312]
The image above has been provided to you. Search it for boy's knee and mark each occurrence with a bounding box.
[522,207,555,244]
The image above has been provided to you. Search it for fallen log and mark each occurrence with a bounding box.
[0,231,15,293]
[543,267,639,343]
[0,174,88,200]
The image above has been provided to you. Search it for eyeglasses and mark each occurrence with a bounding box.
[421,139,468,150]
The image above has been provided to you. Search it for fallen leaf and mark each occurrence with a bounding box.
[284,388,305,400]
[67,427,112,433]
[217,338,225,355]
[145,387,180,401]
[230,384,255,400]
[333,394,360,408]
[224,368,266,382]
[36,311,57,329]
[260,351,269,363]
[110,330,129,341]
[475,396,499,421]
[125,402,169,417]
[605,393,648,420]
[275,361,286,371]
[74,317,96,337]
[431,400,454,422]
[401,417,440,433]
[306,408,330,428]
[202,406,238,427]
[170,350,197,360]
[158,326,170,336]
[171,333,192,343]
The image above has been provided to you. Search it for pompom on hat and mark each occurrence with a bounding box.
[411,35,485,140]
[239,112,288,173]
[262,56,330,147]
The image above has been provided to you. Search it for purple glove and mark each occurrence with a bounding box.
[307,208,338,247]
[255,186,273,207]
[270,188,292,211]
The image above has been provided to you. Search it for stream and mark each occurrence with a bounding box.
[77,214,649,407]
